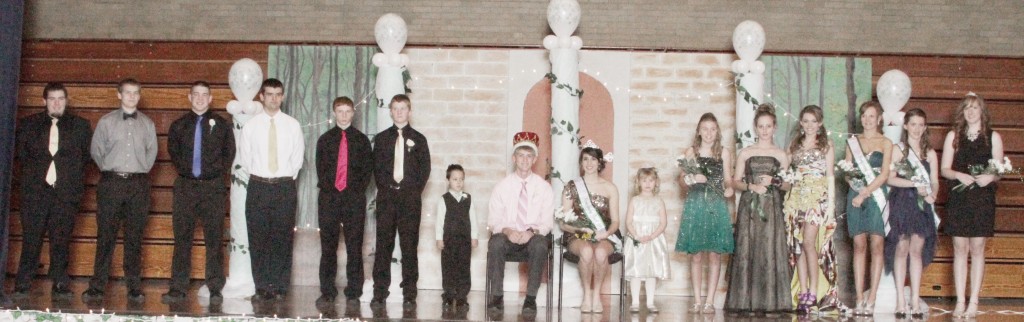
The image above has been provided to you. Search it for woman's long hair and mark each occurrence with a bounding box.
[788,105,829,154]
[901,108,933,154]
[691,113,723,160]
[952,93,991,149]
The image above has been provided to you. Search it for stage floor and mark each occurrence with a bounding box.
[4,278,1024,321]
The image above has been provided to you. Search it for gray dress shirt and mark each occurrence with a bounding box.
[90,109,158,173]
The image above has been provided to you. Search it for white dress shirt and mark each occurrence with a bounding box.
[239,111,305,179]
[435,190,479,241]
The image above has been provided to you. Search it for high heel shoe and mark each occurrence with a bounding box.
[862,302,874,316]
[952,301,966,318]
[911,307,926,319]
[689,303,701,313]
[895,305,908,319]
[965,301,979,318]
[701,303,715,314]
[852,300,865,316]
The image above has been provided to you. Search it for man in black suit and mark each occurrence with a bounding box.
[315,97,373,307]
[161,81,235,305]
[370,94,430,308]
[13,82,92,298]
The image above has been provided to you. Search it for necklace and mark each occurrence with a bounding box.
[967,130,980,141]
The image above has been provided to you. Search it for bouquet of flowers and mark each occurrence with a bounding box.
[952,157,1021,192]
[554,206,595,241]
[835,160,867,192]
[892,159,931,210]
[677,155,723,196]
[779,166,801,185]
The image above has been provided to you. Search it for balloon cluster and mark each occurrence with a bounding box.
[542,0,583,51]
[225,58,265,116]
[372,13,410,68]
[731,20,766,75]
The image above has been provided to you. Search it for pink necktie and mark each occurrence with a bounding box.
[517,181,528,229]
[335,130,348,191]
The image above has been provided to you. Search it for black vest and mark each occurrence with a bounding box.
[442,192,472,241]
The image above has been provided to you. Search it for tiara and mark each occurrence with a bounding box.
[580,139,614,163]
[966,91,978,97]
[639,162,657,171]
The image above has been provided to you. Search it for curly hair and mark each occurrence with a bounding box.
[789,105,829,154]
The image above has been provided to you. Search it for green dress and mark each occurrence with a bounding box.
[846,151,886,236]
[675,157,734,254]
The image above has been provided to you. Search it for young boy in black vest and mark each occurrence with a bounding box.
[435,164,478,309]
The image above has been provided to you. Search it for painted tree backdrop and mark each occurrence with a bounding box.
[269,45,378,228]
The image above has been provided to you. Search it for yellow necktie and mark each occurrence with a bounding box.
[393,128,404,183]
[45,118,58,185]
[268,118,279,173]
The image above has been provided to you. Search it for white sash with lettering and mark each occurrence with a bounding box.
[899,143,941,229]
[573,178,622,249]
[848,136,890,234]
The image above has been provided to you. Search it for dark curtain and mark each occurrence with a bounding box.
[0,0,25,300]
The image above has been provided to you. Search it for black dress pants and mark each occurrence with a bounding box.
[245,178,296,295]
[441,236,471,301]
[485,233,548,297]
[15,187,77,288]
[318,190,366,299]
[90,173,150,291]
[372,187,422,299]
[169,177,227,293]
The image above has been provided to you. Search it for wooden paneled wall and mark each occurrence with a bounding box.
[7,41,1024,297]
[871,56,1024,297]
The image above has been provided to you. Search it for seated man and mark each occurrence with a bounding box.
[485,132,553,314]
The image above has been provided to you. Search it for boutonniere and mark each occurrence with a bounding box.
[209,119,216,131]
[406,139,415,151]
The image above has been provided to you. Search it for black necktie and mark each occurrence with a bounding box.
[123,112,137,120]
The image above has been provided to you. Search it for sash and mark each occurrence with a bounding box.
[847,137,890,234]
[900,143,941,229]
[572,178,622,249]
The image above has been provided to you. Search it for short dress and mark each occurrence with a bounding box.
[563,180,619,246]
[623,196,670,280]
[884,152,937,271]
[943,131,996,237]
[782,147,840,309]
[675,157,734,254]
[846,151,886,236]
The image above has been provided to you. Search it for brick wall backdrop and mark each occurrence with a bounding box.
[627,52,735,297]
[23,0,1023,57]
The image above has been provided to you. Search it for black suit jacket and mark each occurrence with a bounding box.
[167,111,235,181]
[372,125,430,193]
[316,126,373,198]
[16,111,93,202]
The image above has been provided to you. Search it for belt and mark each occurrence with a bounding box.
[102,171,146,179]
[179,175,221,182]
[384,183,402,190]
[250,175,293,184]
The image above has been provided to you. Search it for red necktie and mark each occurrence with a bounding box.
[335,130,348,191]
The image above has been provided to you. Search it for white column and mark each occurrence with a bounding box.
[544,0,583,307]
[732,21,766,148]
[373,13,410,132]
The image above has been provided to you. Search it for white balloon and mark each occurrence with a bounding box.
[547,0,581,37]
[375,13,408,55]
[228,58,263,102]
[570,36,583,49]
[732,60,750,74]
[558,36,571,48]
[543,35,559,49]
[877,69,912,114]
[751,61,766,74]
[732,20,765,61]
[372,53,387,67]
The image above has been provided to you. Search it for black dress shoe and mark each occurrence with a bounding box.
[317,294,336,305]
[522,295,537,313]
[345,297,360,307]
[51,283,73,298]
[487,295,503,311]
[273,291,287,301]
[403,298,416,309]
[81,288,105,300]
[161,290,186,303]
[209,290,223,305]
[442,298,453,309]
[370,297,385,309]
[251,290,274,302]
[127,289,145,302]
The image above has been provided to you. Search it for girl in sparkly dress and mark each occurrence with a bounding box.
[783,105,838,314]
[624,167,669,313]
[885,108,939,318]
[844,101,893,316]
[940,93,1003,318]
[676,113,734,314]
[725,104,792,314]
